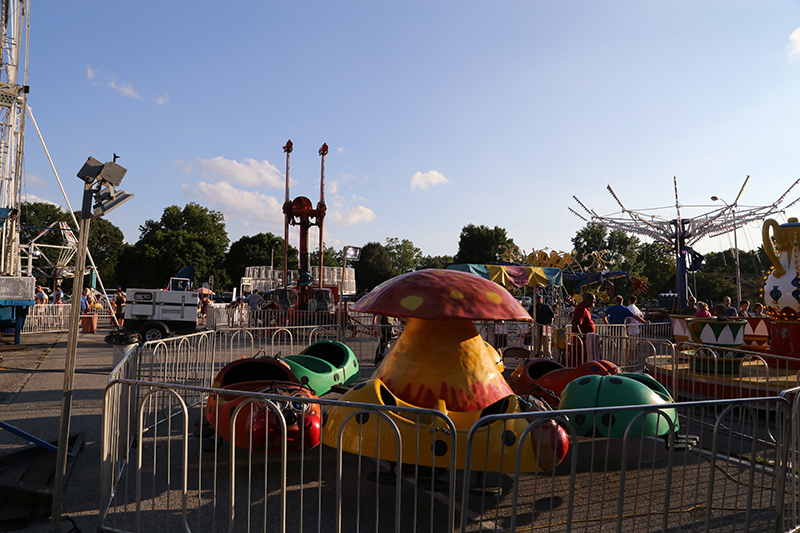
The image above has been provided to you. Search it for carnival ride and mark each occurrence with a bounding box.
[647,216,800,399]
[558,373,679,438]
[280,140,333,311]
[281,340,360,396]
[570,176,800,310]
[322,269,570,473]
[508,359,621,407]
[205,356,322,453]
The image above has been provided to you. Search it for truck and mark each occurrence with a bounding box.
[124,278,199,341]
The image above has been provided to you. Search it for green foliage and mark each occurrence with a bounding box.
[354,241,395,291]
[453,224,515,264]
[19,202,126,288]
[224,233,298,286]
[120,203,229,288]
[87,217,126,286]
[417,254,454,270]
[384,237,422,274]
[309,243,341,268]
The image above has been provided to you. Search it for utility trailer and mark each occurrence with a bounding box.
[124,287,199,341]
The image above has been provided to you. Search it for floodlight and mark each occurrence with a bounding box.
[97,160,127,187]
[77,157,104,183]
[93,189,134,218]
[344,246,361,261]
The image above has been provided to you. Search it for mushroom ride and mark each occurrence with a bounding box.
[322,269,569,473]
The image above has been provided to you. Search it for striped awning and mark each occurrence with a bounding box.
[446,264,562,289]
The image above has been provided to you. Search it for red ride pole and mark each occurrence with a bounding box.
[282,140,293,290]
[317,143,328,290]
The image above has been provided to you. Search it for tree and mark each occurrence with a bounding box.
[119,203,229,288]
[354,241,395,292]
[637,241,675,299]
[384,237,422,273]
[86,217,126,286]
[19,202,126,289]
[417,254,454,270]
[224,233,297,286]
[453,224,515,264]
[309,243,342,268]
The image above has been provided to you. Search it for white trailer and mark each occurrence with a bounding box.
[124,288,199,341]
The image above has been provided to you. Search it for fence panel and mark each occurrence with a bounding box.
[99,327,800,533]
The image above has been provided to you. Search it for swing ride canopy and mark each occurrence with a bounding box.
[446,264,562,289]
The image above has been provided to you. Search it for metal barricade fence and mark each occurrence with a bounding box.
[22,303,70,333]
[100,327,800,532]
[101,380,795,530]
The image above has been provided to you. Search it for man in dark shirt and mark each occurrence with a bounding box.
[601,295,635,325]
[680,296,697,316]
[533,294,555,356]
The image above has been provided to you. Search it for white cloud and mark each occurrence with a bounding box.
[24,172,48,189]
[108,78,142,99]
[86,65,168,103]
[789,26,800,62]
[329,205,376,226]
[183,155,376,235]
[21,193,62,207]
[196,156,284,189]
[410,170,449,191]
[182,181,284,227]
[337,146,346,155]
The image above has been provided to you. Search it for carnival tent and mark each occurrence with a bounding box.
[447,264,563,289]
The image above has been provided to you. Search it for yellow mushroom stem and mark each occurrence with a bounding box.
[374,316,514,412]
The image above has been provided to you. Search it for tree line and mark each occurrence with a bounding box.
[20,202,769,306]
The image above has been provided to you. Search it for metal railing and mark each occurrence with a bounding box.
[99,325,800,532]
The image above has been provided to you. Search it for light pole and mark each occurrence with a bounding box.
[270,242,279,289]
[711,195,742,307]
[50,157,133,530]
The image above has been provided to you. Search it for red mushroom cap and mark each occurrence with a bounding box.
[352,269,531,321]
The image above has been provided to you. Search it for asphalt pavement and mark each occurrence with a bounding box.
[0,322,119,532]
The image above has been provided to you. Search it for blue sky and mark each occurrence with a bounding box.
[21,1,800,260]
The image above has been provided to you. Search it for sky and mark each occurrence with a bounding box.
[18,1,800,263]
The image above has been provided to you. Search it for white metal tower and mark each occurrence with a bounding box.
[0,0,28,276]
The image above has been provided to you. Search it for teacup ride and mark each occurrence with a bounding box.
[204,356,321,453]
[322,269,570,476]
[668,314,692,344]
[648,218,800,400]
[684,317,749,374]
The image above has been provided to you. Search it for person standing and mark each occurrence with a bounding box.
[114,287,126,328]
[34,285,46,305]
[247,289,264,326]
[572,293,596,334]
[569,293,597,365]
[81,288,94,315]
[533,294,555,356]
[601,295,636,325]
[627,295,644,336]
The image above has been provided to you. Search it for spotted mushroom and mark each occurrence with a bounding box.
[353,269,531,412]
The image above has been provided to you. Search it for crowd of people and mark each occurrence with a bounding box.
[678,295,765,319]
[33,284,127,327]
